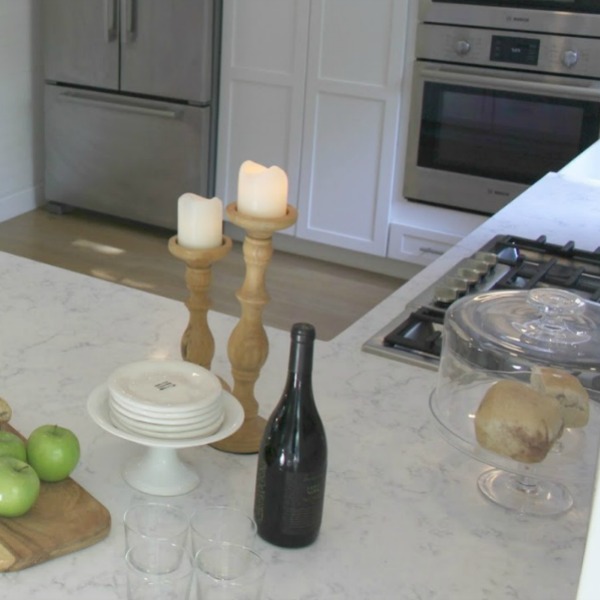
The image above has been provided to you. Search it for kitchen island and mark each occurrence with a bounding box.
[2,146,600,598]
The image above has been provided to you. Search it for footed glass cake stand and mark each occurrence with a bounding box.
[88,385,244,496]
[431,288,600,517]
[430,375,598,517]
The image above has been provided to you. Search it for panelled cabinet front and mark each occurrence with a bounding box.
[218,0,409,256]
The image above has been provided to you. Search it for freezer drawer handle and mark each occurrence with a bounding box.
[105,0,118,42]
[59,92,180,120]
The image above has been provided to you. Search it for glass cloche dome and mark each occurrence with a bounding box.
[430,288,600,516]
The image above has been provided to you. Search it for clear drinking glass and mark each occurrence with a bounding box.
[125,540,193,600]
[124,502,190,551]
[195,542,266,600]
[190,505,256,554]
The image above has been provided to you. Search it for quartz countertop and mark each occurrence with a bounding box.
[2,144,600,599]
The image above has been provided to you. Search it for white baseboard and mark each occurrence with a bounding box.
[224,222,422,280]
[0,184,43,223]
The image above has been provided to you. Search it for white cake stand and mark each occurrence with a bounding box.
[87,384,244,496]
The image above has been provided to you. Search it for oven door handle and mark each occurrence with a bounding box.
[420,67,600,100]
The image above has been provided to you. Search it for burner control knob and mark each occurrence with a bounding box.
[454,40,471,56]
[562,49,579,68]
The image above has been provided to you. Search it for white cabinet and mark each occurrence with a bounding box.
[297,1,406,255]
[216,0,309,235]
[217,0,408,256]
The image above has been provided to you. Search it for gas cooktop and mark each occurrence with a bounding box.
[362,234,600,370]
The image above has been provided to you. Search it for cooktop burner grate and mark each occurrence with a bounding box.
[482,235,600,301]
[363,234,600,368]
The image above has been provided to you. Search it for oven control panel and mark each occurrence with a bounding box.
[490,35,540,66]
[416,23,599,78]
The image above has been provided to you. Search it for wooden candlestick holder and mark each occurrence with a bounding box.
[168,235,233,371]
[211,203,298,454]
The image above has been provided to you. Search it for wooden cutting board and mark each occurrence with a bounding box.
[0,424,111,571]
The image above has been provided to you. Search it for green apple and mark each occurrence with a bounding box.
[26,425,80,483]
[0,457,40,517]
[0,431,26,462]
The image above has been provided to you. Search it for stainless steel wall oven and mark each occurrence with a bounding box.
[403,1,600,215]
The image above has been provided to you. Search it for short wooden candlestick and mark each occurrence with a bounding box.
[168,235,233,371]
[211,203,298,454]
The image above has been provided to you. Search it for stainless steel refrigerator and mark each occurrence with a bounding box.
[43,0,221,229]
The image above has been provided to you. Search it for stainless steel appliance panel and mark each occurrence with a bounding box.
[420,1,600,36]
[120,0,215,103]
[363,234,600,369]
[403,9,600,215]
[404,58,600,214]
[44,86,210,229]
[43,0,220,226]
[43,0,119,90]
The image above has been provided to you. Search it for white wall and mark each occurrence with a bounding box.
[0,1,43,222]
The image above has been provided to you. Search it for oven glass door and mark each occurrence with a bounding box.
[404,64,600,213]
[418,80,600,185]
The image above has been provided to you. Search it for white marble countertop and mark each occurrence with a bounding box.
[2,144,600,599]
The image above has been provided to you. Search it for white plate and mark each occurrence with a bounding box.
[109,406,225,439]
[108,360,222,414]
[88,384,244,449]
[108,394,223,425]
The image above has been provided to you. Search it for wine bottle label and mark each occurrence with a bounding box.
[280,470,326,535]
[254,459,267,526]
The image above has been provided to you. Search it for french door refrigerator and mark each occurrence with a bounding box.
[43,0,221,229]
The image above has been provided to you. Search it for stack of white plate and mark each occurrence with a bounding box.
[106,360,225,440]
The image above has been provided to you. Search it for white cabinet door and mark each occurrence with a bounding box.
[217,0,408,254]
[217,0,309,232]
[296,0,407,255]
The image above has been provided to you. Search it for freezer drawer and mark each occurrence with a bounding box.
[44,85,210,229]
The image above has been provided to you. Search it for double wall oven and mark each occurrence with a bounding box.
[403,0,600,215]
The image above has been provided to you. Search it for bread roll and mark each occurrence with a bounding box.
[474,380,564,463]
[530,366,589,428]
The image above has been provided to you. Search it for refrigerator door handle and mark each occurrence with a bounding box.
[123,0,136,43]
[58,91,181,120]
[105,0,118,42]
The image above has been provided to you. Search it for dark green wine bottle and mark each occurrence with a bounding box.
[254,323,327,548]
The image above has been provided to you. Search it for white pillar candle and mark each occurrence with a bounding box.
[177,193,223,249]
[237,160,288,218]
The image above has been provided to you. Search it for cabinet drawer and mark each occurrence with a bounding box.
[44,85,210,229]
[387,224,460,266]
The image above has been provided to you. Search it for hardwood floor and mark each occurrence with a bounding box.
[0,207,404,340]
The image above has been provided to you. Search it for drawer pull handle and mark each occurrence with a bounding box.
[59,92,180,120]
[419,246,444,256]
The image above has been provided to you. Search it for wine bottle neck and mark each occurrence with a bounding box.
[287,323,315,380]
[288,340,313,379]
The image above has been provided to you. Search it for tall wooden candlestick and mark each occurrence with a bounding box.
[168,235,232,370]
[211,203,298,454]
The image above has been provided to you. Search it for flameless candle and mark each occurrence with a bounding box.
[237,160,288,218]
[177,193,223,249]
